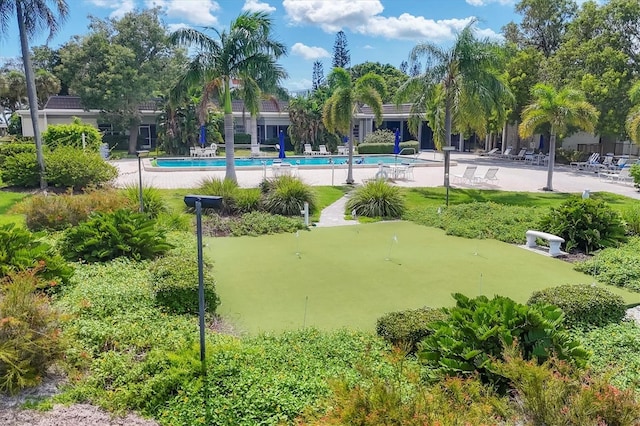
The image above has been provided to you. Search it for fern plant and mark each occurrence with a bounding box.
[60,209,173,262]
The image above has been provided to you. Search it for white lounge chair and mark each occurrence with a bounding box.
[337,145,347,155]
[570,152,599,170]
[474,167,499,185]
[481,148,500,156]
[303,144,315,155]
[498,147,513,159]
[250,145,263,157]
[453,166,478,185]
[508,148,527,161]
[599,167,632,183]
[318,145,331,155]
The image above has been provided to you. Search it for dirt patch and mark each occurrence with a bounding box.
[560,251,592,264]
[0,404,159,426]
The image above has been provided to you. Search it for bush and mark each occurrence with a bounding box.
[59,209,173,262]
[0,142,36,169]
[16,188,132,232]
[376,307,448,353]
[1,152,39,187]
[418,293,588,393]
[101,134,129,151]
[356,141,420,154]
[346,180,405,218]
[234,133,251,144]
[0,270,63,394]
[263,175,317,216]
[539,196,626,253]
[150,255,219,315]
[45,146,118,189]
[203,211,306,237]
[123,185,167,219]
[574,237,640,291]
[198,177,239,215]
[0,223,73,287]
[363,129,395,145]
[234,188,262,213]
[622,203,640,236]
[630,163,640,188]
[528,284,626,328]
[42,117,102,152]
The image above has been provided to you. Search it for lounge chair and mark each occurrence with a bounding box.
[318,145,331,155]
[337,145,347,155]
[303,144,316,156]
[570,152,599,170]
[481,148,500,156]
[474,167,499,185]
[508,148,528,161]
[453,165,478,185]
[599,167,632,183]
[250,145,262,157]
[498,147,513,159]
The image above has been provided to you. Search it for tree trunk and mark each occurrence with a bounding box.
[128,123,139,154]
[17,2,47,190]
[546,132,557,191]
[250,115,258,148]
[346,123,354,184]
[445,96,453,150]
[223,80,237,183]
[502,121,508,154]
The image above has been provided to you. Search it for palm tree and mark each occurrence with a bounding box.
[171,11,286,183]
[396,20,510,151]
[323,68,386,184]
[0,0,68,189]
[625,81,640,144]
[519,83,599,191]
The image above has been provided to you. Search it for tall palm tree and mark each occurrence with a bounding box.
[397,20,510,151]
[323,68,386,184]
[625,81,640,144]
[519,83,599,191]
[0,0,68,189]
[171,11,286,183]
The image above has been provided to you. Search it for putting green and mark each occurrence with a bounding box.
[207,222,639,334]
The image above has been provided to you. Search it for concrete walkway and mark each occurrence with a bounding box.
[315,194,358,227]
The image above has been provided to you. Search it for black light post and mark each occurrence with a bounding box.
[183,195,223,369]
[136,150,149,213]
[443,146,456,207]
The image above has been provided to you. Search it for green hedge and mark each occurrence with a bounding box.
[376,307,448,353]
[528,284,626,329]
[234,133,251,144]
[0,142,36,169]
[574,237,640,292]
[42,118,102,152]
[357,141,420,154]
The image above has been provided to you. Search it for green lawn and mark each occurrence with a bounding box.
[208,221,640,334]
[0,190,28,226]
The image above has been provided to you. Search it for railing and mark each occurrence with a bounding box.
[398,147,418,158]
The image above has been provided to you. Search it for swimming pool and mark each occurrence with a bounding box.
[154,155,432,170]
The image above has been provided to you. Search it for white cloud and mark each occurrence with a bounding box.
[86,0,136,19]
[167,23,190,33]
[291,42,330,60]
[146,0,220,26]
[242,0,276,13]
[283,0,384,32]
[363,44,374,49]
[283,0,501,42]
[465,0,513,5]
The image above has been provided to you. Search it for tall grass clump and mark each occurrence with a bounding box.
[346,180,405,218]
[263,176,317,216]
[198,177,239,214]
[123,185,167,219]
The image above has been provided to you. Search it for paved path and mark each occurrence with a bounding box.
[315,194,358,227]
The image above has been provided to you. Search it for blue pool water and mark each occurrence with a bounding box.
[156,155,427,169]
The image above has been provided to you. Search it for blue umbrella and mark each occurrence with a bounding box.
[539,134,544,152]
[394,129,401,155]
[278,130,286,159]
[199,125,206,147]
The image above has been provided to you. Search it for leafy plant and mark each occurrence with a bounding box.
[0,223,73,287]
[234,188,262,213]
[0,270,63,394]
[42,117,103,152]
[622,202,640,235]
[346,180,405,218]
[123,184,168,219]
[528,284,626,329]
[376,307,448,353]
[1,152,40,187]
[59,209,173,262]
[263,175,317,216]
[0,142,36,169]
[150,255,219,315]
[45,146,118,190]
[363,129,395,144]
[630,163,640,188]
[538,196,626,253]
[203,212,306,237]
[418,293,589,392]
[197,177,239,215]
[574,237,640,291]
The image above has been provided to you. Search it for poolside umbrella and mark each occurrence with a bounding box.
[278,130,286,159]
[199,125,206,147]
[394,128,401,166]
[539,134,544,152]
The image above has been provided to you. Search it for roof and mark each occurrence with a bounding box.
[231,99,289,113]
[44,96,160,111]
[359,103,414,116]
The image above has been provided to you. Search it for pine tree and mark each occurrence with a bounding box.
[399,60,408,74]
[410,61,421,77]
[332,30,350,68]
[312,60,324,90]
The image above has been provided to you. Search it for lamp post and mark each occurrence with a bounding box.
[136,150,149,213]
[443,146,456,207]
[183,195,223,369]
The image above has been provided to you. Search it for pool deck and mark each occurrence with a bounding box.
[113,152,640,199]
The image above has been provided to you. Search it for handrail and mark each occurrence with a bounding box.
[398,147,418,158]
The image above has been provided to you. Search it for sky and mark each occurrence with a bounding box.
[0,0,544,92]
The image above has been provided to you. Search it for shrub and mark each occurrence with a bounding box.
[123,185,167,219]
[630,163,640,188]
[376,307,448,353]
[528,284,626,328]
[538,196,626,253]
[198,177,239,215]
[1,151,39,187]
[263,175,317,216]
[45,146,118,189]
[574,237,640,291]
[234,133,251,144]
[203,212,306,237]
[0,223,73,287]
[418,293,588,393]
[16,188,131,232]
[150,255,219,315]
[59,209,173,262]
[234,188,262,213]
[363,129,395,145]
[356,141,420,154]
[0,270,63,394]
[155,211,192,232]
[42,117,102,152]
[0,142,36,169]
[622,203,640,235]
[346,180,405,218]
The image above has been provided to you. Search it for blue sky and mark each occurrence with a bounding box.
[1,0,530,91]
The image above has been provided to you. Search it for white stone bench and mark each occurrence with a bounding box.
[526,230,565,257]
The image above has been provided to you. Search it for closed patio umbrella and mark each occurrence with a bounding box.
[199,125,206,147]
[279,130,286,159]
